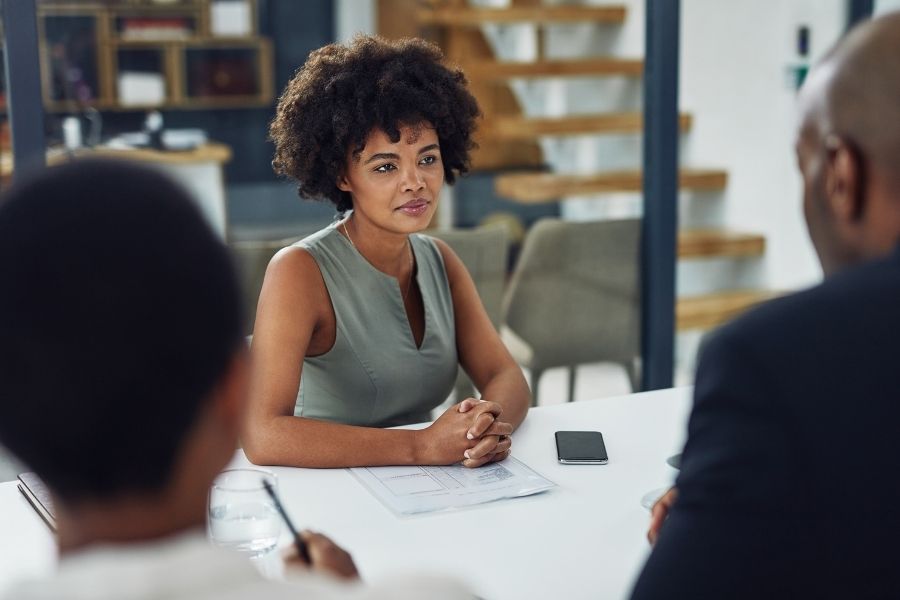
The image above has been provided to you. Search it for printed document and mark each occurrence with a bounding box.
[349,457,555,516]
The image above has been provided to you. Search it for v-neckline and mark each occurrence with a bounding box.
[335,228,428,351]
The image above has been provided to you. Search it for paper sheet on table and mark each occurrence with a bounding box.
[348,457,556,516]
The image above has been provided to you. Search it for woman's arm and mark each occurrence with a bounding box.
[241,246,505,468]
[434,239,531,463]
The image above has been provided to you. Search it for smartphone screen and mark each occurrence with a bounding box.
[555,431,608,464]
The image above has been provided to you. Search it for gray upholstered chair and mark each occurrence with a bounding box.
[501,218,641,406]
[230,235,302,334]
[430,223,510,400]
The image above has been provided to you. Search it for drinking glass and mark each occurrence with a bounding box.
[208,468,281,557]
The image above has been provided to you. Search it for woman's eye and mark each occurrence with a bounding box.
[420,155,438,166]
[374,163,396,173]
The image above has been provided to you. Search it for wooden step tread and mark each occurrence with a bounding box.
[677,290,780,331]
[678,230,765,259]
[418,5,626,26]
[488,112,692,139]
[467,58,644,80]
[495,169,728,203]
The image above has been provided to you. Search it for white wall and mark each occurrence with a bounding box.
[680,0,845,293]
[335,0,376,42]
[876,0,900,14]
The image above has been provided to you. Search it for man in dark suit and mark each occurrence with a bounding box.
[632,12,900,600]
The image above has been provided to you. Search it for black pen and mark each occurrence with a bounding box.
[261,479,311,564]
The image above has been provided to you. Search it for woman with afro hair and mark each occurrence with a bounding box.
[243,35,530,469]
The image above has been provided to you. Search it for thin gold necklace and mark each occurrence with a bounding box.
[342,218,415,302]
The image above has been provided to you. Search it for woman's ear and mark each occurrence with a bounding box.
[337,174,352,193]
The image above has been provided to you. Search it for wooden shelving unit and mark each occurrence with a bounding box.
[29,0,273,112]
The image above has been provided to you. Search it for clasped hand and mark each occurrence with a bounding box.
[417,398,513,468]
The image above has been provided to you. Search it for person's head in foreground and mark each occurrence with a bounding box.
[0,160,470,599]
[795,11,900,274]
[635,11,900,600]
[270,34,480,228]
[0,159,246,547]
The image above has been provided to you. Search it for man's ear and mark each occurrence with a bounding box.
[824,135,865,223]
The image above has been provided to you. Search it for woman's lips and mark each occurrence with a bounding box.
[397,199,429,216]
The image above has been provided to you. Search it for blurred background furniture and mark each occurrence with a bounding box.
[231,234,303,334]
[501,218,641,406]
[430,223,510,401]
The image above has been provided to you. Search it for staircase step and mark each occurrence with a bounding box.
[418,5,627,26]
[678,230,765,259]
[677,290,779,331]
[495,169,728,203]
[467,58,644,80]
[488,112,692,139]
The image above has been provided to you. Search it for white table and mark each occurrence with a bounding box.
[0,387,692,599]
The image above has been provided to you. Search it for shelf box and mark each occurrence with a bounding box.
[182,42,269,102]
[210,0,253,37]
[115,15,199,42]
[116,47,167,106]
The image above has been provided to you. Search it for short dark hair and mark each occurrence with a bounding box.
[270,35,481,212]
[0,160,243,503]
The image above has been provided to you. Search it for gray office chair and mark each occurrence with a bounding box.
[430,223,510,400]
[501,218,641,406]
[230,235,302,334]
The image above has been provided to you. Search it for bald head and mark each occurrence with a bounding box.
[800,12,900,189]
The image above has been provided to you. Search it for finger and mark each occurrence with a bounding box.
[472,400,503,419]
[492,436,512,455]
[652,488,677,514]
[464,445,511,468]
[647,489,676,545]
[464,435,500,461]
[457,397,483,413]
[488,448,511,463]
[481,420,514,438]
[647,511,665,545]
[467,411,496,439]
[281,544,309,567]
[462,453,494,468]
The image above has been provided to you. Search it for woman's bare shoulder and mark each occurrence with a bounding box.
[260,245,329,312]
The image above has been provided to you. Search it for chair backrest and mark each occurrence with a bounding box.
[230,235,302,334]
[502,218,641,371]
[429,224,510,328]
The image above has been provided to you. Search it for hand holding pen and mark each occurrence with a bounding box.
[262,479,359,580]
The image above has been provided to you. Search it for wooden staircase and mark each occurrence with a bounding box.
[486,112,693,140]
[495,168,728,203]
[465,58,645,79]
[392,0,776,334]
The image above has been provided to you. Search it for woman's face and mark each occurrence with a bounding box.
[337,122,443,235]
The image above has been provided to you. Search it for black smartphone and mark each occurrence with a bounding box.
[555,431,608,464]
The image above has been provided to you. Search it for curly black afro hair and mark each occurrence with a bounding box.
[270,35,481,212]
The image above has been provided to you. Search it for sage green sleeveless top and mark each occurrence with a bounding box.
[293,224,458,427]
